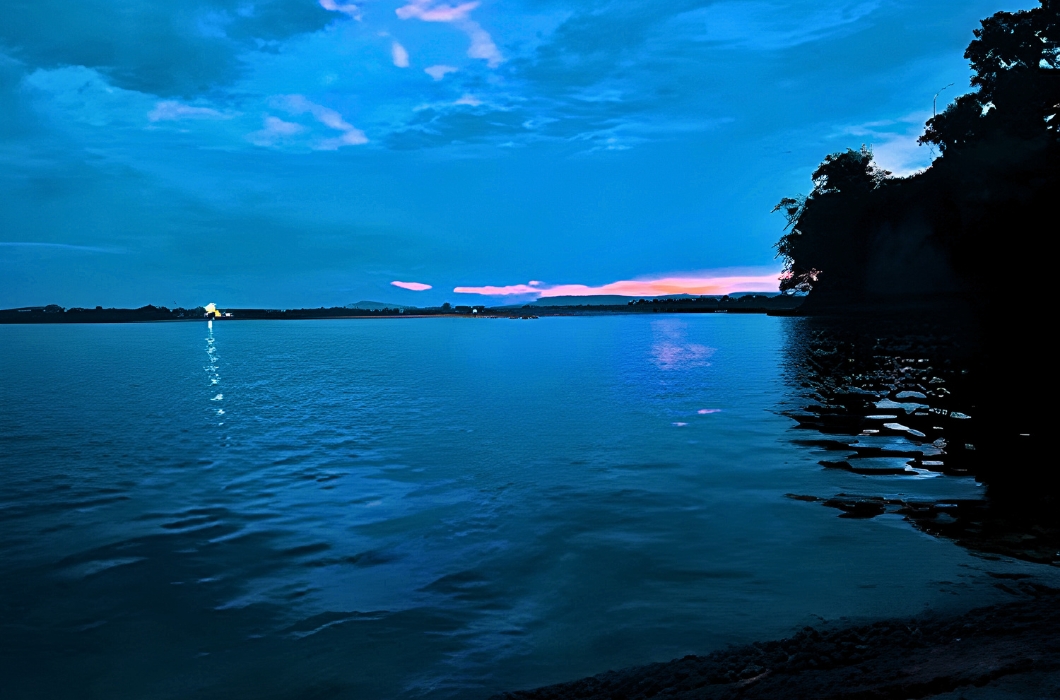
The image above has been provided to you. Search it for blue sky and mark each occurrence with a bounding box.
[0,0,1034,307]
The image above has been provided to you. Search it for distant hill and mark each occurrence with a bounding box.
[346,300,418,311]
[528,292,778,307]
[726,291,780,298]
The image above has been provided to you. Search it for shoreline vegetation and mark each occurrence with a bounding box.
[0,294,805,323]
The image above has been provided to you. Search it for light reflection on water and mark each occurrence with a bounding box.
[207,323,224,423]
[649,318,715,370]
[0,316,1052,699]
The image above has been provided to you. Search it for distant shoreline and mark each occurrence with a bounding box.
[0,296,804,324]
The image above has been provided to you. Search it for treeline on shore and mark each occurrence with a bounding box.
[0,304,447,323]
[0,294,805,324]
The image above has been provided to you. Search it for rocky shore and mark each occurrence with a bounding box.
[493,586,1060,700]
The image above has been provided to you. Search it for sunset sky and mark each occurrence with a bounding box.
[0,0,1031,307]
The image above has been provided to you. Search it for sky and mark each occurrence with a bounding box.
[0,0,1036,308]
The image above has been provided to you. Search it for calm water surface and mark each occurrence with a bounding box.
[0,316,1042,698]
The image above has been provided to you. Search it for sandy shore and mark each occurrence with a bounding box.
[493,585,1060,700]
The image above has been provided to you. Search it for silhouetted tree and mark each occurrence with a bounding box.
[774,147,888,295]
[776,1,1058,303]
[920,1,1060,152]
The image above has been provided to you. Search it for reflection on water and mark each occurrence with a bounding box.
[206,322,224,425]
[781,316,980,476]
[780,314,1059,566]
[0,316,1055,699]
[650,319,715,370]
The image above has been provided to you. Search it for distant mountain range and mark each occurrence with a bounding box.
[346,300,418,311]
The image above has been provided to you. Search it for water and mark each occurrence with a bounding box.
[0,316,1045,698]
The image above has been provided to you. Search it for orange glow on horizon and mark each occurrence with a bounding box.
[453,274,782,297]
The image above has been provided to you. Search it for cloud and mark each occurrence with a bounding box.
[148,101,229,122]
[248,115,305,146]
[385,98,531,149]
[395,1,503,68]
[679,1,880,51]
[22,66,152,128]
[454,274,782,297]
[836,112,934,176]
[462,20,503,67]
[395,1,479,23]
[0,0,334,96]
[278,95,346,130]
[454,283,539,295]
[317,129,370,149]
[870,133,932,177]
[424,64,458,81]
[392,280,432,291]
[319,0,361,21]
[392,41,410,68]
[270,94,368,148]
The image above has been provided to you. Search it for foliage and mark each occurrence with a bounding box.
[773,147,887,295]
[810,146,891,195]
[775,1,1059,300]
[920,1,1060,152]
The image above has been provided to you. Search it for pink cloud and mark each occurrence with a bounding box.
[392,280,432,291]
[453,284,539,295]
[697,409,722,414]
[319,0,361,19]
[453,274,782,297]
[396,0,479,22]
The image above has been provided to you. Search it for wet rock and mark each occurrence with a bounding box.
[819,459,913,476]
[821,497,888,518]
